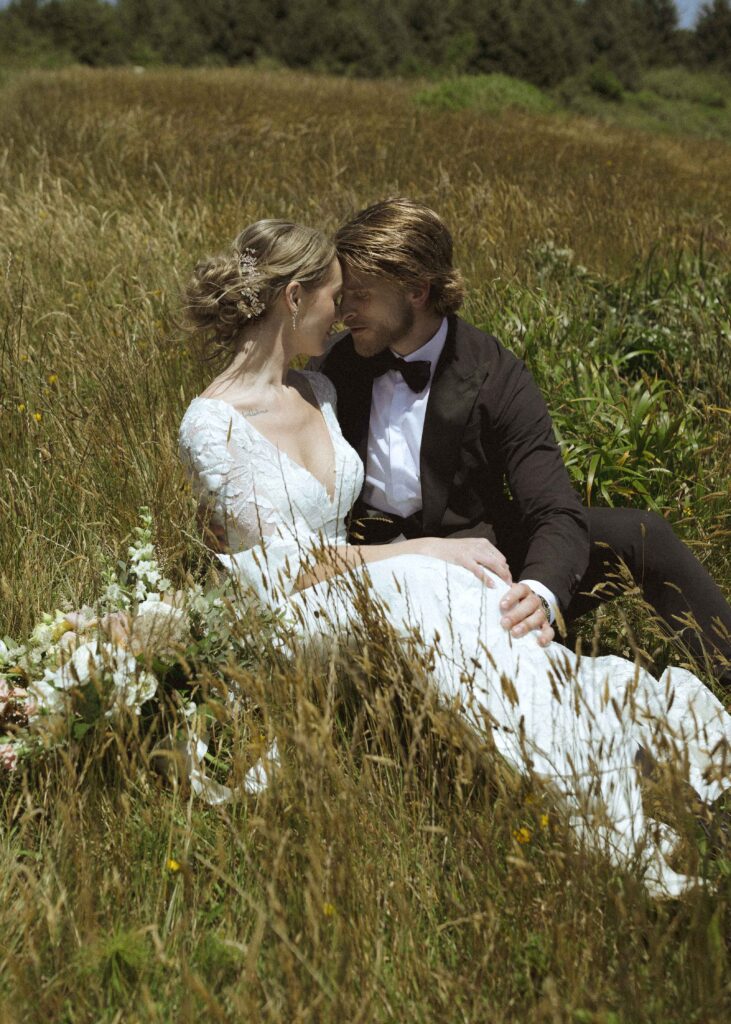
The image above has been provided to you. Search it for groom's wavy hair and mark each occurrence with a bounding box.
[181,220,336,365]
[335,198,465,316]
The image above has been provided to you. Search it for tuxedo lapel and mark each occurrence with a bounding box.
[347,370,373,465]
[323,338,374,464]
[420,317,492,534]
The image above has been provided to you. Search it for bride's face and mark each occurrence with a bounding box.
[340,267,414,358]
[295,258,343,356]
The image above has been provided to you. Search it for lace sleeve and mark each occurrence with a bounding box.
[178,400,235,515]
[178,398,310,606]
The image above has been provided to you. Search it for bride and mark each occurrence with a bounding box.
[178,219,731,898]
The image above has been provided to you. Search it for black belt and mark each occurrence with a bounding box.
[348,503,423,544]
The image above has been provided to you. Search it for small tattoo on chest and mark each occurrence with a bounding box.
[240,408,269,418]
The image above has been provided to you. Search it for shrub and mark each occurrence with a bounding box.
[414,73,556,116]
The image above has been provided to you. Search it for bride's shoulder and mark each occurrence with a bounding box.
[179,396,242,450]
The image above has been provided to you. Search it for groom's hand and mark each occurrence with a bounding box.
[500,583,554,647]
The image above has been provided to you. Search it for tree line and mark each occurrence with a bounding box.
[2,0,731,85]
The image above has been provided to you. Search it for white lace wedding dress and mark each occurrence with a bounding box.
[179,370,731,897]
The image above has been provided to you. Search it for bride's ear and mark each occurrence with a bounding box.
[284,281,301,315]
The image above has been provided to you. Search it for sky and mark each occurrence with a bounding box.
[677,0,705,28]
[0,1,710,29]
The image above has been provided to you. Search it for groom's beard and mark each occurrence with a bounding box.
[350,301,415,358]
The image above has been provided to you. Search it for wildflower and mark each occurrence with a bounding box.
[166,858,181,873]
[47,373,58,386]
[129,598,188,656]
[540,814,550,830]
[0,680,30,726]
[33,412,42,423]
[17,403,25,413]
[322,902,335,917]
[30,621,55,652]
[513,826,532,845]
[51,617,72,643]
[0,743,19,772]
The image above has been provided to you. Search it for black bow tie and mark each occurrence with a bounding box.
[371,349,431,393]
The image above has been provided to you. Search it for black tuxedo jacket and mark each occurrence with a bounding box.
[318,314,589,614]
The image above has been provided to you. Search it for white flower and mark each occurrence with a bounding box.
[44,639,101,690]
[0,639,8,665]
[28,678,67,716]
[30,622,54,651]
[107,664,157,717]
[131,598,189,656]
[102,581,130,609]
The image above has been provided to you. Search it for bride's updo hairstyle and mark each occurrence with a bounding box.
[335,197,465,316]
[182,220,336,363]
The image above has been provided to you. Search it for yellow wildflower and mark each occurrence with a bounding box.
[33,412,42,423]
[513,827,532,845]
[166,858,181,873]
[322,902,335,917]
[540,814,549,830]
[48,373,58,386]
[51,619,73,642]
[17,403,26,413]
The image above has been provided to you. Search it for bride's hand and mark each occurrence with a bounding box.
[415,536,512,586]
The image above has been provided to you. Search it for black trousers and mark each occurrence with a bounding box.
[564,508,731,686]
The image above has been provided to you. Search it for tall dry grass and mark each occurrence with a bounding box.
[1,67,730,1023]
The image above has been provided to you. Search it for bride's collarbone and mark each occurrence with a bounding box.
[206,388,336,491]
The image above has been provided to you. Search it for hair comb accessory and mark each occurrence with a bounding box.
[234,247,265,319]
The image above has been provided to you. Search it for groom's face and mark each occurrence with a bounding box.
[340,267,414,357]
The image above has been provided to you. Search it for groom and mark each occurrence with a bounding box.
[316,197,731,685]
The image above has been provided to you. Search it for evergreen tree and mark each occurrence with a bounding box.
[458,0,524,77]
[41,0,126,65]
[515,0,584,87]
[579,0,643,88]
[695,0,731,70]
[632,0,680,64]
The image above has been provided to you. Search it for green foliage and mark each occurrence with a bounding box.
[415,73,557,115]
[695,0,731,74]
[0,0,728,84]
[587,63,625,100]
[556,63,731,138]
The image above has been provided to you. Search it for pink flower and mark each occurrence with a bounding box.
[100,611,132,648]
[0,680,30,726]
[0,743,18,771]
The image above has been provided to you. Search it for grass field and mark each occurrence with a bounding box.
[1,67,731,1022]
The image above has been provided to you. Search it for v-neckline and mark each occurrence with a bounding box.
[196,381,338,504]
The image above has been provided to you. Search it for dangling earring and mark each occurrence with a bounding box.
[291,306,299,332]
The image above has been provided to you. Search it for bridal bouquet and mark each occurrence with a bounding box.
[0,509,279,799]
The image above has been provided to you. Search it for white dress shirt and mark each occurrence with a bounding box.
[362,318,558,622]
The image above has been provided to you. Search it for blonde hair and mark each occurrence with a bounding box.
[182,220,336,363]
[335,198,465,316]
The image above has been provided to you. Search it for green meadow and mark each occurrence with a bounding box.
[1,67,730,1022]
